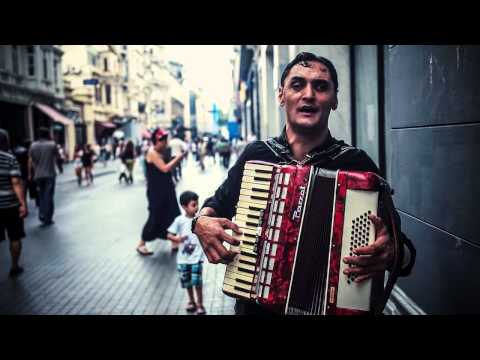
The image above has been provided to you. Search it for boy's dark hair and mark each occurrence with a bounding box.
[0,128,10,152]
[38,127,51,140]
[180,191,198,206]
[280,52,339,93]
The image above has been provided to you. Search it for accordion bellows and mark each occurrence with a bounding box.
[223,160,387,315]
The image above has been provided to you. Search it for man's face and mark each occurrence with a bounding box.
[279,61,338,134]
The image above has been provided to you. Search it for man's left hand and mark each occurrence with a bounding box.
[342,214,394,283]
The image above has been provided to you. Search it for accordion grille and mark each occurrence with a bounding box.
[287,172,336,314]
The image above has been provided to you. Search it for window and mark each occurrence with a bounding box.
[105,84,111,104]
[95,85,102,103]
[12,45,19,74]
[53,58,58,85]
[42,49,48,80]
[104,58,108,71]
[89,51,97,66]
[27,46,35,76]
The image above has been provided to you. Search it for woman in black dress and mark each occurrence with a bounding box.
[81,144,95,186]
[136,129,186,256]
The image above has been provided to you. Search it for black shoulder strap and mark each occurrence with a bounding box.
[374,182,403,315]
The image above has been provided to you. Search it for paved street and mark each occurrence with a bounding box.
[0,156,236,315]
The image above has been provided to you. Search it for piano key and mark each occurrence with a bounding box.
[223,277,254,291]
[238,255,256,265]
[223,284,256,298]
[243,170,273,180]
[236,202,265,213]
[236,226,257,237]
[240,248,257,257]
[241,182,270,192]
[238,195,268,207]
[241,175,271,186]
[225,270,254,282]
[235,206,262,217]
[237,224,259,234]
[238,242,255,253]
[239,188,270,200]
[235,213,260,223]
[244,163,274,172]
[228,262,256,273]
[235,215,260,226]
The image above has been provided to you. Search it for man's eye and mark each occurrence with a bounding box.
[315,82,329,91]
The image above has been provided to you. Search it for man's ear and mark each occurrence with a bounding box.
[331,94,338,111]
[278,87,285,107]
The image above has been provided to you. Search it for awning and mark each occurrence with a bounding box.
[95,120,116,128]
[35,103,73,126]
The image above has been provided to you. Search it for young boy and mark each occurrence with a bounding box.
[167,191,206,315]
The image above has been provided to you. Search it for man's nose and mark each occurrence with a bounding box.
[302,84,315,100]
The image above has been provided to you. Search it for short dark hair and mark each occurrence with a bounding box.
[280,52,339,93]
[179,191,199,207]
[38,127,51,140]
[0,128,10,152]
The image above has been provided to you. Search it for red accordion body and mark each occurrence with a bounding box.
[223,161,386,315]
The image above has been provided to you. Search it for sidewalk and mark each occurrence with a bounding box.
[56,159,120,185]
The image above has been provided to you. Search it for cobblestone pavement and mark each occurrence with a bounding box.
[0,155,236,315]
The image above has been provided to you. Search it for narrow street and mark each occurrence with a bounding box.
[0,156,236,315]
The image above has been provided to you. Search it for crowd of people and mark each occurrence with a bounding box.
[0,123,242,315]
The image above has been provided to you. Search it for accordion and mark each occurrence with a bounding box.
[223,160,401,315]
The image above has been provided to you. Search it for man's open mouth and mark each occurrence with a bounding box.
[297,105,318,114]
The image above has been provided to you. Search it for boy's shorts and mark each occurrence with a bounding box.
[0,206,25,242]
[177,262,203,288]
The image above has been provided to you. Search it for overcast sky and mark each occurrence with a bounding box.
[164,45,236,113]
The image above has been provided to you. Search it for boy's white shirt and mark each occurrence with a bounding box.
[168,214,205,265]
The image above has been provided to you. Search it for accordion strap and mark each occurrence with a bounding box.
[375,185,403,315]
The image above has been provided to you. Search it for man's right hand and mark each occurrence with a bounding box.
[194,216,242,264]
[19,203,28,218]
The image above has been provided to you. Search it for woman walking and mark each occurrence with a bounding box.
[136,129,187,256]
[119,140,136,184]
[81,144,95,186]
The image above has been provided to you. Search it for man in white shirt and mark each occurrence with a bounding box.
[169,136,188,181]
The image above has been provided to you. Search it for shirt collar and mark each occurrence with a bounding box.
[274,127,337,156]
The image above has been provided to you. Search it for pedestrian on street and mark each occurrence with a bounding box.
[207,137,217,165]
[136,128,187,256]
[28,127,57,226]
[73,145,83,186]
[169,135,188,182]
[81,144,95,186]
[216,137,232,169]
[56,144,65,174]
[12,138,30,205]
[167,191,206,315]
[0,129,28,278]
[193,52,416,315]
[119,140,136,184]
[197,138,206,171]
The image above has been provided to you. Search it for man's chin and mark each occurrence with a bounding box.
[290,119,324,134]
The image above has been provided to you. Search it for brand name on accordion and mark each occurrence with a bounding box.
[292,185,306,221]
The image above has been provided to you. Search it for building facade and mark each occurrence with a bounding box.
[0,45,73,155]
[234,44,480,314]
[62,45,125,149]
